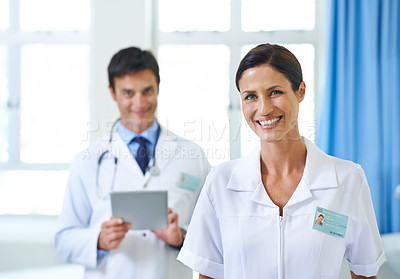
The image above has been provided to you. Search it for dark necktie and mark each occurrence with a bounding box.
[132,137,149,174]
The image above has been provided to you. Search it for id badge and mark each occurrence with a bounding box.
[178,173,201,192]
[312,206,348,238]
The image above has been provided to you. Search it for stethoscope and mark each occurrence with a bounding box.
[96,118,160,199]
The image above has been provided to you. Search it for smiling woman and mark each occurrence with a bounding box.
[177,44,385,279]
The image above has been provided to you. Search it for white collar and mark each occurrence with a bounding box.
[105,124,179,175]
[226,137,339,193]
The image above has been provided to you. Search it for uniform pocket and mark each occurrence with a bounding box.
[318,234,346,277]
[237,216,279,279]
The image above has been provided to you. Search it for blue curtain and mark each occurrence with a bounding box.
[317,0,400,234]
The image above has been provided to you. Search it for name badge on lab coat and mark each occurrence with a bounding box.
[178,173,201,192]
[312,206,349,239]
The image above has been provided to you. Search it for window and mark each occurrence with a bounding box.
[157,0,319,165]
[158,0,230,32]
[20,0,90,31]
[0,171,68,214]
[158,45,231,163]
[20,44,89,164]
[0,46,7,162]
[241,0,315,31]
[0,0,91,215]
[0,0,8,30]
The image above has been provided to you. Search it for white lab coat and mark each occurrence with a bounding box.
[178,138,385,279]
[55,125,210,279]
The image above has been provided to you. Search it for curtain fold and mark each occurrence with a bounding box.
[317,0,400,233]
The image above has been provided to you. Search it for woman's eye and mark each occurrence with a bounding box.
[270,90,283,96]
[244,94,256,100]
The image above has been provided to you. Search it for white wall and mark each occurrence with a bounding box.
[0,215,63,270]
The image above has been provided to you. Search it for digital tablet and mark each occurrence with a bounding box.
[111,190,168,230]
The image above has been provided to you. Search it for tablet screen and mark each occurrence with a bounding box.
[111,190,168,230]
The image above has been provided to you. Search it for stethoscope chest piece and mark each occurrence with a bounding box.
[148,166,160,176]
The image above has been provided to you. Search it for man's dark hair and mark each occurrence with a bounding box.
[108,47,160,91]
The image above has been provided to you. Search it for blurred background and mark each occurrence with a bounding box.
[0,0,399,278]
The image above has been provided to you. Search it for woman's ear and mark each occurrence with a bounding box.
[297,81,306,102]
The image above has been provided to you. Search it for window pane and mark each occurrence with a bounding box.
[20,0,90,31]
[242,0,315,31]
[0,0,8,30]
[0,46,8,162]
[240,44,315,157]
[20,45,89,163]
[0,171,68,214]
[159,0,230,32]
[158,45,230,166]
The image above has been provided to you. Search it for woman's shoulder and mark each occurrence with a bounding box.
[319,153,368,195]
[203,159,241,191]
[211,158,241,177]
[201,159,244,209]
[325,152,364,177]
[305,138,363,176]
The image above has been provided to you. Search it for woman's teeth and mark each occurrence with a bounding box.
[259,117,281,126]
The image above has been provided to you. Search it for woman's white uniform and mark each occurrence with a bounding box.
[178,138,385,279]
[55,125,210,279]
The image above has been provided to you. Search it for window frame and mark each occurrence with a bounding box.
[0,0,91,171]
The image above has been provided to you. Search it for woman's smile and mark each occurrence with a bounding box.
[257,116,283,128]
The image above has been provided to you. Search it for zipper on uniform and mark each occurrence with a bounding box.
[278,214,284,279]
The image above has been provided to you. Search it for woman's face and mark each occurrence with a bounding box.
[239,65,305,143]
[316,215,324,224]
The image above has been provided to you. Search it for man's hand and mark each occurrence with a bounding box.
[98,217,132,250]
[350,271,377,279]
[153,208,184,247]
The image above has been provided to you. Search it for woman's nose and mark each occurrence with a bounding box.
[259,96,273,115]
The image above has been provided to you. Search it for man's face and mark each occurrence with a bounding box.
[109,69,158,134]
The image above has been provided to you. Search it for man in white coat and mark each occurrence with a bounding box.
[55,47,210,279]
